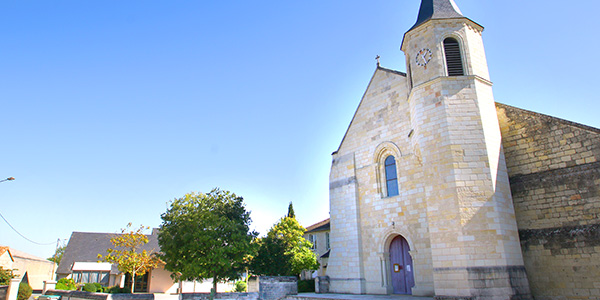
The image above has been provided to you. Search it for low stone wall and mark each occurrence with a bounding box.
[181,292,258,300]
[314,277,328,294]
[183,276,296,300]
[1,286,7,300]
[247,278,258,293]
[258,277,296,300]
[46,276,296,300]
[45,290,156,300]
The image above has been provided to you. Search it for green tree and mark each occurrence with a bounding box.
[287,202,295,219]
[98,224,160,293]
[251,216,318,276]
[47,245,65,265]
[158,188,257,293]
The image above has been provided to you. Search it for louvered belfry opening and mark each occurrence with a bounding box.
[443,38,464,76]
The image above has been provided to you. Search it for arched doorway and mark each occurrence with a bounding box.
[389,235,415,294]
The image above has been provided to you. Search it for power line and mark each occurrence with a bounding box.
[0,209,55,245]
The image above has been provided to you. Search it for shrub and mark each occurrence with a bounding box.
[93,283,103,293]
[0,267,14,285]
[233,281,247,292]
[17,283,32,300]
[297,279,315,293]
[107,286,130,294]
[56,278,77,290]
[83,283,97,292]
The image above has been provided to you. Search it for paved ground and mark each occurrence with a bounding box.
[291,293,434,300]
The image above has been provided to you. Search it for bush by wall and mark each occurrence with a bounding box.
[56,278,77,290]
[17,283,32,300]
[234,281,247,292]
[107,286,131,294]
[93,283,104,293]
[83,283,97,293]
[297,279,314,293]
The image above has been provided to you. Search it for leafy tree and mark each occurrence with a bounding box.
[0,267,14,285]
[251,235,291,276]
[287,202,295,219]
[47,245,66,265]
[98,223,160,293]
[158,188,257,293]
[251,216,318,276]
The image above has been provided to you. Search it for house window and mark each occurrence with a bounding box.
[385,156,399,197]
[72,271,109,285]
[125,273,149,293]
[309,234,317,250]
[443,38,464,76]
[326,232,330,250]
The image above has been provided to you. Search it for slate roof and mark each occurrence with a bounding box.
[57,229,160,276]
[305,219,330,233]
[409,0,464,31]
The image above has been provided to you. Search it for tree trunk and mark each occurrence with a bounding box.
[212,275,218,293]
[131,270,136,294]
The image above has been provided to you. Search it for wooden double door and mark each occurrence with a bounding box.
[389,235,415,294]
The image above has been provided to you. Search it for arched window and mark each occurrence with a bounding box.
[385,155,399,197]
[443,38,464,76]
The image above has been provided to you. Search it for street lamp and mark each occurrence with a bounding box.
[0,177,15,183]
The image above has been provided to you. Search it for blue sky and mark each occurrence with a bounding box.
[2,0,599,259]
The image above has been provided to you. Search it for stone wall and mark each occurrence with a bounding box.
[45,277,295,300]
[181,292,258,300]
[258,277,297,300]
[0,286,7,300]
[497,103,600,299]
[45,290,158,300]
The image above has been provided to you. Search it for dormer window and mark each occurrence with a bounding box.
[443,38,464,76]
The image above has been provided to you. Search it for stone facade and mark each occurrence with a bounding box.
[497,104,600,299]
[326,1,599,299]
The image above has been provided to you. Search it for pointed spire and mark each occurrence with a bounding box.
[408,0,464,31]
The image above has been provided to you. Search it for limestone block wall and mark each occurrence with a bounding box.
[407,77,529,300]
[497,103,600,299]
[327,149,364,294]
[328,67,434,296]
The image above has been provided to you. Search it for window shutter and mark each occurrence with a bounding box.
[444,38,464,76]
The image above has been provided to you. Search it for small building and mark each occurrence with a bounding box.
[0,247,14,271]
[58,229,233,293]
[0,246,57,292]
[302,219,330,279]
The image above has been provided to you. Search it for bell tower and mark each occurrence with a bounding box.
[402,1,532,299]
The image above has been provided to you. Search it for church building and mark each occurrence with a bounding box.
[326,1,600,299]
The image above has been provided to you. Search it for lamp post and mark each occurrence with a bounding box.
[0,177,15,183]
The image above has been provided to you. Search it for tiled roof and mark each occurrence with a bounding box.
[57,230,160,276]
[0,246,13,262]
[305,219,330,233]
[8,247,47,262]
